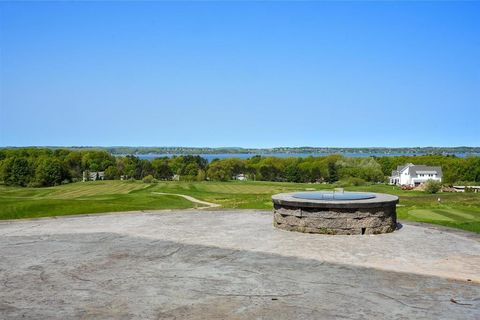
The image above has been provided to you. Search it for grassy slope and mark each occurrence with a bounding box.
[0,181,194,219]
[1,180,479,233]
[150,181,480,233]
[349,185,480,233]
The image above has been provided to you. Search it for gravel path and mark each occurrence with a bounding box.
[152,192,221,208]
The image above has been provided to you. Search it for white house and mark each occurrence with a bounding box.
[82,171,105,182]
[389,163,442,186]
[234,173,247,181]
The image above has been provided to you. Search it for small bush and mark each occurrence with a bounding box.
[142,175,155,183]
[334,180,350,188]
[424,179,442,194]
[27,181,42,188]
[196,169,206,181]
[454,181,477,186]
[335,177,367,187]
[180,175,196,182]
[465,187,477,193]
[347,177,367,186]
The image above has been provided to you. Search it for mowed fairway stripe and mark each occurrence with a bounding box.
[47,183,147,199]
[448,209,479,220]
[408,209,454,221]
[432,209,476,222]
[202,184,280,194]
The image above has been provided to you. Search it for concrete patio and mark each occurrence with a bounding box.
[0,210,479,319]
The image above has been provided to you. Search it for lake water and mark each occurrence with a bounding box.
[131,152,479,162]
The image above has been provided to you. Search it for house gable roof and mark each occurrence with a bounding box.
[391,164,442,177]
[397,163,413,172]
[409,165,442,176]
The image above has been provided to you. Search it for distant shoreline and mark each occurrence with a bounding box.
[2,146,480,156]
[130,152,479,161]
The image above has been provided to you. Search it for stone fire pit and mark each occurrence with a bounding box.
[272,191,399,235]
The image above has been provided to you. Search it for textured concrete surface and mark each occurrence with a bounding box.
[0,210,479,319]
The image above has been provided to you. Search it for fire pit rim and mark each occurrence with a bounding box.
[272,191,399,209]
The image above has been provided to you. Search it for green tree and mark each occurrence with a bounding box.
[81,151,115,171]
[327,161,338,183]
[64,151,83,179]
[35,158,69,186]
[285,163,301,182]
[124,155,143,179]
[196,169,206,181]
[152,158,173,180]
[207,161,230,181]
[2,157,33,187]
[104,166,119,180]
[183,163,200,177]
[141,160,154,178]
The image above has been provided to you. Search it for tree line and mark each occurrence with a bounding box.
[0,148,479,187]
[8,146,480,155]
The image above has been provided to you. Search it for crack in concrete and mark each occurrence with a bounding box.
[191,289,305,298]
[0,224,41,237]
[158,246,183,259]
[365,291,430,310]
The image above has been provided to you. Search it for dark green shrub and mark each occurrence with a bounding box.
[142,175,155,183]
[424,179,442,194]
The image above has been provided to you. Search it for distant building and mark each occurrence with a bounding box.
[452,185,480,193]
[234,174,247,181]
[83,171,105,182]
[389,163,442,186]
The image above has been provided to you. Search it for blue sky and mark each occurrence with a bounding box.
[0,2,478,148]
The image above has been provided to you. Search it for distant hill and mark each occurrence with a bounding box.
[2,146,480,155]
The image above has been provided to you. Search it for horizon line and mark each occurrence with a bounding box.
[1,145,479,149]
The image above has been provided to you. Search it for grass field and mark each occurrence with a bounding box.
[0,181,193,219]
[1,180,479,233]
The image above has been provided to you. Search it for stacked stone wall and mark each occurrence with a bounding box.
[273,203,397,235]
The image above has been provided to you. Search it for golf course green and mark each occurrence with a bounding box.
[1,180,479,233]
